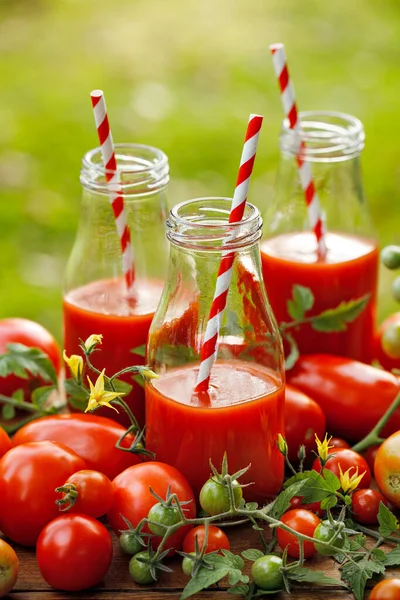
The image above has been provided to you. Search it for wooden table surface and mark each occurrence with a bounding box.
[6,524,400,600]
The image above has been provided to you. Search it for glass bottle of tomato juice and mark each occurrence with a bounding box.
[63,144,169,427]
[145,198,285,503]
[260,111,378,362]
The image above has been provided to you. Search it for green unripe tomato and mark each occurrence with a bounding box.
[119,531,143,555]
[313,521,346,556]
[129,551,155,584]
[392,277,400,303]
[382,322,400,359]
[381,245,400,270]
[182,552,196,577]
[147,502,181,536]
[199,479,243,515]
[251,555,284,591]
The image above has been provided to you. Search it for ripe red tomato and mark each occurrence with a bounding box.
[285,385,326,462]
[351,489,388,525]
[375,431,400,507]
[289,496,323,516]
[276,509,321,558]
[36,514,112,591]
[329,437,350,450]
[312,448,372,489]
[0,440,86,546]
[56,470,114,518]
[375,312,400,371]
[364,444,380,473]
[0,539,18,597]
[0,318,61,400]
[182,525,230,555]
[108,462,196,552]
[0,427,11,458]
[12,413,141,479]
[369,578,400,600]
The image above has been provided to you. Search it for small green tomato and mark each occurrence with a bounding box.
[182,552,196,577]
[313,521,346,556]
[119,531,143,556]
[199,479,243,515]
[129,551,155,585]
[147,502,181,537]
[251,555,284,591]
[381,245,400,270]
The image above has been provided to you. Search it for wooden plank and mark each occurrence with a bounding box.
[6,524,400,598]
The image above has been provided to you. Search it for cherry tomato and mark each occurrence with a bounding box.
[289,496,323,516]
[369,578,400,600]
[0,539,18,597]
[276,509,321,558]
[36,514,112,591]
[251,555,284,591]
[329,437,350,450]
[312,448,372,489]
[182,552,196,577]
[351,489,388,525]
[129,551,155,584]
[364,445,380,473]
[313,521,346,556]
[182,525,230,555]
[376,313,400,371]
[374,431,400,507]
[284,385,326,462]
[107,462,196,552]
[119,532,143,556]
[199,479,242,515]
[0,440,86,546]
[148,503,181,537]
[56,470,114,518]
[0,427,11,459]
[381,245,400,270]
[12,413,141,479]
[0,318,61,401]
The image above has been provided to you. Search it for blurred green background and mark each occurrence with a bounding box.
[1,0,400,343]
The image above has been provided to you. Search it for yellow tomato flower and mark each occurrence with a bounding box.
[315,433,334,463]
[63,350,83,381]
[84,334,103,351]
[85,369,124,413]
[339,464,366,493]
[277,433,288,456]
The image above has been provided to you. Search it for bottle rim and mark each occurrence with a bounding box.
[167,197,262,251]
[80,143,170,195]
[280,110,365,163]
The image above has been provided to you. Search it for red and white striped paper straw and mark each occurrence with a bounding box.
[270,43,326,257]
[195,114,263,393]
[90,90,135,290]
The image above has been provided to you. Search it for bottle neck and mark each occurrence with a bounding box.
[167,198,262,254]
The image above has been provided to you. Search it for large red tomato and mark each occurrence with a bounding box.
[12,413,141,479]
[374,431,400,507]
[285,385,326,462]
[312,448,371,489]
[37,514,112,591]
[0,318,61,400]
[0,427,11,458]
[108,462,196,552]
[0,441,86,546]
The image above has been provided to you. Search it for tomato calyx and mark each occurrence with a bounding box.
[55,483,79,511]
[130,540,173,583]
[119,514,151,556]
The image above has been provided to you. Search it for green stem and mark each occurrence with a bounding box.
[352,391,400,453]
[110,366,144,381]
[351,522,400,545]
[2,412,43,434]
[0,393,40,413]
[84,353,103,378]
[114,398,140,431]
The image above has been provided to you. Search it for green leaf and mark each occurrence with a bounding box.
[341,558,385,600]
[0,343,57,384]
[287,566,347,588]
[371,548,387,563]
[283,332,300,371]
[311,294,370,333]
[241,549,263,562]
[320,495,338,510]
[228,570,243,586]
[180,565,230,599]
[31,385,56,410]
[287,285,315,320]
[11,388,24,402]
[112,378,133,395]
[321,468,341,491]
[349,534,367,551]
[130,344,146,358]
[64,378,89,410]
[269,479,307,519]
[284,470,338,504]
[227,584,249,596]
[245,502,258,511]
[2,403,15,420]
[378,502,399,538]
[384,546,400,566]
[132,374,145,389]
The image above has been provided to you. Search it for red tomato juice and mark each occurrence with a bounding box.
[63,278,164,427]
[260,232,379,362]
[145,361,285,503]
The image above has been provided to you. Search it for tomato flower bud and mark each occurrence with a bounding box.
[338,464,366,494]
[277,433,288,456]
[83,334,103,353]
[140,367,159,382]
[63,350,83,382]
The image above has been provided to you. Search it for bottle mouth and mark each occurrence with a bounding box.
[80,143,170,195]
[280,111,365,162]
[167,198,262,251]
